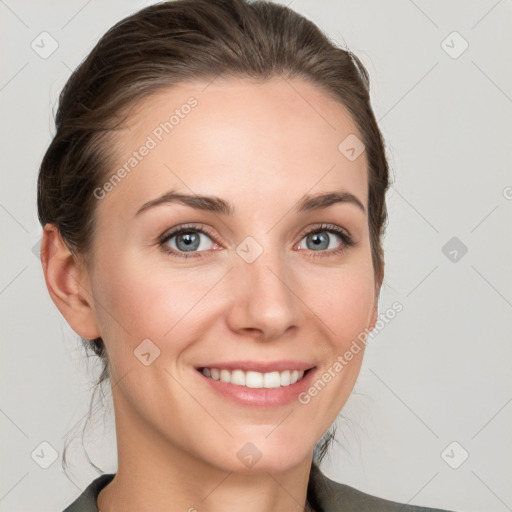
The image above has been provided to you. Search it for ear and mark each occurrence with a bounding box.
[40,224,101,340]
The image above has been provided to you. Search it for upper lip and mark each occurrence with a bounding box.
[196,361,316,373]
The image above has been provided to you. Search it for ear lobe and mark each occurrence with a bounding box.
[40,224,101,340]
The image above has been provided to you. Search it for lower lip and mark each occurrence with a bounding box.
[196,368,317,407]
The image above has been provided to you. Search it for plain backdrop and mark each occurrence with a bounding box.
[1,1,511,511]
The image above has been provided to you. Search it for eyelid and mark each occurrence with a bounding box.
[158,222,355,258]
[158,223,217,244]
[295,222,355,257]
[296,222,352,241]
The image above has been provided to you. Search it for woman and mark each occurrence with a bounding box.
[37,0,458,510]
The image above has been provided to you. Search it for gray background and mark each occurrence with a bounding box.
[1,0,511,511]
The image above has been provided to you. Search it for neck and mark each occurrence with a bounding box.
[98,454,315,512]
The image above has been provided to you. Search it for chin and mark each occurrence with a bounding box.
[204,436,311,475]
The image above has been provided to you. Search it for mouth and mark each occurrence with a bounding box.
[197,367,314,389]
[194,360,318,407]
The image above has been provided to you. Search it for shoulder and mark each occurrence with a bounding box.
[62,473,115,512]
[63,467,459,512]
[308,463,458,512]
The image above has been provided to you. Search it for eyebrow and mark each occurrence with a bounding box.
[135,189,366,217]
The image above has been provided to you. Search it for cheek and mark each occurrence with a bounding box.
[293,267,375,435]
[306,264,376,346]
[90,256,212,359]
[335,278,374,343]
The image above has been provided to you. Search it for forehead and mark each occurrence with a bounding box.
[99,77,368,219]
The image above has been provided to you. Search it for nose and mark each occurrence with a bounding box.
[225,245,301,341]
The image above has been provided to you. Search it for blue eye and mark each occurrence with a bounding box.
[159,223,355,259]
[297,224,355,257]
[160,224,217,258]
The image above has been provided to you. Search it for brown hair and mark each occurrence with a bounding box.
[37,0,390,474]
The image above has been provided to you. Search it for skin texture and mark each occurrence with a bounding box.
[41,77,379,512]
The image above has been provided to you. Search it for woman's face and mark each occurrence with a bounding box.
[82,77,378,473]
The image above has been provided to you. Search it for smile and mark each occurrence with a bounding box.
[199,367,308,388]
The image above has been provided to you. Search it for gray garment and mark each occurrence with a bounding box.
[62,463,457,512]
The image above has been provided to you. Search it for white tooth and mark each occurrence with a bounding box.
[280,370,291,386]
[245,371,264,388]
[230,369,246,386]
[220,369,231,383]
[205,368,306,388]
[263,371,281,388]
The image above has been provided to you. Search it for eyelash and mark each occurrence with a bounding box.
[158,223,356,259]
